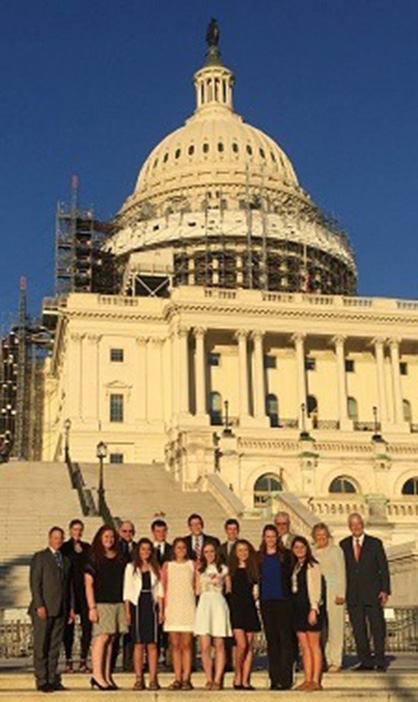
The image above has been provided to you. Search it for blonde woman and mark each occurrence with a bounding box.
[312,523,346,672]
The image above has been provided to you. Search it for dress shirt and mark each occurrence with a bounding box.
[154,541,166,557]
[352,534,365,549]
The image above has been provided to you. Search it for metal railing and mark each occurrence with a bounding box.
[2,607,418,659]
[65,452,98,517]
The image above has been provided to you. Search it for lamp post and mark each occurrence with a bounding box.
[372,405,383,442]
[299,402,310,440]
[97,441,107,514]
[223,400,233,436]
[64,419,71,461]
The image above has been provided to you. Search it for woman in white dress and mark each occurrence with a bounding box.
[161,538,197,691]
[195,542,232,690]
[312,523,346,672]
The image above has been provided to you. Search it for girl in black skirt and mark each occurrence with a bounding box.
[123,539,163,690]
[229,539,261,690]
[291,536,324,691]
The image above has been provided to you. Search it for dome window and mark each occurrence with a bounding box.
[232,143,239,153]
[270,151,277,162]
[246,145,253,156]
[175,148,181,159]
[259,148,265,159]
[217,142,224,153]
[188,145,195,156]
[203,143,210,154]
[163,153,169,163]
[153,159,158,168]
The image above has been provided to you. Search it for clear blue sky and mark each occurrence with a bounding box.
[1,0,418,322]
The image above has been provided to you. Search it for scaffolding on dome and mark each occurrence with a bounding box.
[118,183,357,298]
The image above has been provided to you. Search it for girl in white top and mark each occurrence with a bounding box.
[123,538,163,690]
[161,538,197,691]
[195,542,232,690]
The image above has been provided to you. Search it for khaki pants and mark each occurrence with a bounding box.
[325,596,345,668]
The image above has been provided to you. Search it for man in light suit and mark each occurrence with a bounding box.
[29,527,73,693]
[340,513,390,671]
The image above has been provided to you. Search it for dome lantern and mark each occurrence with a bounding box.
[194,19,235,112]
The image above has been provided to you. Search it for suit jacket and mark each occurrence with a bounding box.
[340,534,391,607]
[280,532,296,550]
[29,548,72,618]
[61,539,90,606]
[119,539,137,563]
[219,540,237,566]
[154,541,173,567]
[184,533,220,561]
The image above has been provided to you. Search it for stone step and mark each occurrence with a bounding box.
[0,672,416,701]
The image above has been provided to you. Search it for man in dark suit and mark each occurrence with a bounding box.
[151,518,173,566]
[118,520,137,562]
[151,519,172,665]
[219,518,240,565]
[340,512,390,671]
[184,513,220,561]
[61,519,91,673]
[29,526,73,692]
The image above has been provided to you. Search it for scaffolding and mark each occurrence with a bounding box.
[55,176,116,297]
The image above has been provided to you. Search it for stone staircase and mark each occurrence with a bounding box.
[80,462,246,542]
[0,462,101,610]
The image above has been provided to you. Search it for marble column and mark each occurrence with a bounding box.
[292,333,307,428]
[68,332,83,420]
[333,335,351,430]
[373,337,388,423]
[252,331,266,420]
[84,334,100,421]
[236,330,250,420]
[388,338,404,425]
[135,337,148,421]
[194,327,207,418]
[178,326,190,417]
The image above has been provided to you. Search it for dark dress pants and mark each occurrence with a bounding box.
[63,603,92,662]
[260,599,294,690]
[32,614,65,688]
[348,603,386,667]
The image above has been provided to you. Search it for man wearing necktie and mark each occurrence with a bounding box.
[29,527,73,693]
[183,513,220,561]
[340,513,390,671]
[151,519,172,665]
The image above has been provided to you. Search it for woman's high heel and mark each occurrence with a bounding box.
[90,677,110,690]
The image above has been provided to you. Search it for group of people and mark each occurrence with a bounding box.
[29,510,390,693]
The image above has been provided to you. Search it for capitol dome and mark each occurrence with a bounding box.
[111,21,357,296]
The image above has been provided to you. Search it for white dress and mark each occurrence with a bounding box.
[164,560,196,633]
[194,564,232,637]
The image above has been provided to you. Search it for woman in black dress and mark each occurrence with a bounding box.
[291,536,324,691]
[228,539,260,690]
[123,538,163,690]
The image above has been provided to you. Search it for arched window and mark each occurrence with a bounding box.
[266,393,279,428]
[209,391,223,426]
[329,476,358,494]
[254,473,283,506]
[402,477,418,496]
[347,396,358,421]
[403,399,412,423]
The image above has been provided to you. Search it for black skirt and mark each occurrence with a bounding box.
[229,569,261,633]
[292,564,323,633]
[130,571,158,644]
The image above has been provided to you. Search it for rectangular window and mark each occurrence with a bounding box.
[110,394,124,423]
[109,453,124,464]
[264,354,277,369]
[345,359,355,372]
[110,348,124,363]
[208,353,220,367]
[400,362,408,376]
[305,357,316,371]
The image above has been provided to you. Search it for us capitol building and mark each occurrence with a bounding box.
[43,23,418,552]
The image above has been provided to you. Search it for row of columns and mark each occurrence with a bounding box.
[172,327,408,429]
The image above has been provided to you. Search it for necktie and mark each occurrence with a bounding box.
[54,551,63,569]
[354,538,362,562]
[194,537,201,560]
